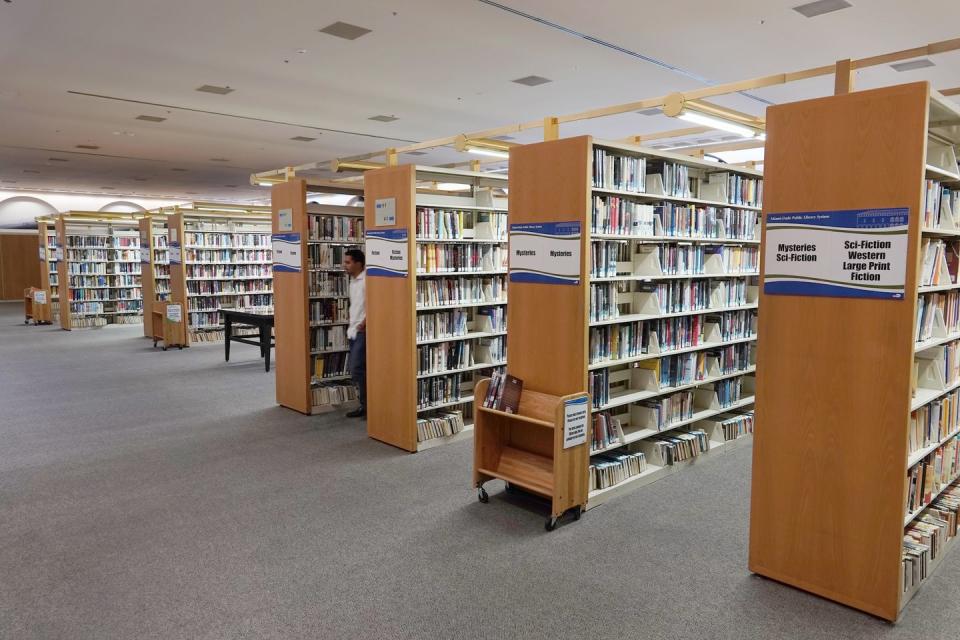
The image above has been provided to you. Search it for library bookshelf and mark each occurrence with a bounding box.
[37,218,59,323]
[138,216,170,339]
[749,82,960,621]
[363,165,509,452]
[270,178,366,414]
[161,203,273,345]
[55,212,145,330]
[507,135,761,510]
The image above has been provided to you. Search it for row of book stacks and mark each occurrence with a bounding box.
[585,141,761,506]
[307,205,364,408]
[62,223,143,329]
[176,216,273,343]
[151,225,170,303]
[905,145,960,599]
[352,166,509,453]
[41,223,59,322]
[412,202,509,449]
[485,136,762,514]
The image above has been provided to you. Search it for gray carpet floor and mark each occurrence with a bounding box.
[1,301,958,639]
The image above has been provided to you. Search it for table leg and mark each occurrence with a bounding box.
[224,317,231,362]
[261,324,271,372]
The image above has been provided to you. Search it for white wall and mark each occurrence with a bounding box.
[0,190,186,230]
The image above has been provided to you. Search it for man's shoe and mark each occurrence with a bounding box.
[346,408,366,418]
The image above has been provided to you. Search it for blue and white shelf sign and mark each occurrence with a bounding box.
[366,228,408,278]
[509,221,581,285]
[763,208,909,300]
[272,232,302,273]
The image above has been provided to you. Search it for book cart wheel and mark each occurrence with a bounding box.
[477,486,489,503]
[573,506,583,521]
[545,516,559,532]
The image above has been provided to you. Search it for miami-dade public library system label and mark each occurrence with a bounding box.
[366,228,409,278]
[763,208,908,300]
[508,221,581,285]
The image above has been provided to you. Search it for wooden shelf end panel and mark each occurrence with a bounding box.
[749,82,929,622]
[272,179,311,414]
[364,165,418,452]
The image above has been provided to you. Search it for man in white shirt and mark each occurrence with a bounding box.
[344,249,367,418]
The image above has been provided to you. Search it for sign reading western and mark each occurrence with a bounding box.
[366,228,408,277]
[508,221,581,285]
[764,208,908,300]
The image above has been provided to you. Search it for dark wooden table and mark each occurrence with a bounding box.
[220,309,275,372]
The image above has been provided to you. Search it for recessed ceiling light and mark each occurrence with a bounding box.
[368,115,398,122]
[136,115,166,122]
[891,59,935,72]
[48,157,69,162]
[171,168,188,172]
[290,136,317,142]
[318,21,372,40]
[512,75,552,87]
[792,0,852,18]
[296,48,307,54]
[75,144,100,150]
[23,169,40,174]
[407,151,428,156]
[196,84,234,95]
[209,158,230,162]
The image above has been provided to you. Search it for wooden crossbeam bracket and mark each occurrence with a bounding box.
[544,116,559,141]
[834,59,854,95]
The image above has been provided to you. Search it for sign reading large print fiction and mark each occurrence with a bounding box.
[763,208,909,300]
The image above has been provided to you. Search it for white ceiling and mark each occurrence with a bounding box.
[0,0,957,201]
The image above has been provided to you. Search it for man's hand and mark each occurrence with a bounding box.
[358,320,366,332]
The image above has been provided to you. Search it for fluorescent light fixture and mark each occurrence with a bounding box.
[467,147,509,159]
[433,183,472,192]
[677,111,757,138]
[258,181,275,187]
[455,135,515,159]
[332,159,386,172]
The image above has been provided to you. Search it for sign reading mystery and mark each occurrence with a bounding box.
[508,221,581,285]
[764,208,908,300]
[366,228,408,277]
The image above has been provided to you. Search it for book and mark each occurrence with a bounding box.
[498,375,523,414]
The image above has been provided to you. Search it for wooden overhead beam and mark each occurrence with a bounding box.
[941,87,960,97]
[251,36,960,184]
[673,139,767,156]
[622,126,712,144]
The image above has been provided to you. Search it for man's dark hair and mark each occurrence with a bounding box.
[345,248,365,266]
